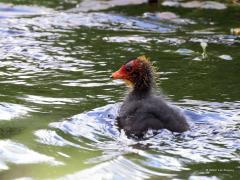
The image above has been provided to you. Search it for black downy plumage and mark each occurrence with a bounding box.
[111,56,189,138]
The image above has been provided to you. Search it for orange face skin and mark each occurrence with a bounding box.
[111,65,128,80]
[111,59,139,87]
[111,55,154,89]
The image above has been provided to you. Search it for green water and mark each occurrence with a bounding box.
[0,0,239,179]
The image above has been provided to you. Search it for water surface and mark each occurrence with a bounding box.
[0,0,239,179]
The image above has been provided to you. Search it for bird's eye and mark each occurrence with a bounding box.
[125,64,132,72]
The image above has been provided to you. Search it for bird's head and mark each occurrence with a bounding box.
[111,55,155,91]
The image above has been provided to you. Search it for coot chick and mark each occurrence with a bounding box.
[111,55,189,138]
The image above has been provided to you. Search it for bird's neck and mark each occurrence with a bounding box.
[130,79,154,99]
[131,88,152,99]
[128,66,155,99]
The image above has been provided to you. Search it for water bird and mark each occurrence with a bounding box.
[111,55,189,138]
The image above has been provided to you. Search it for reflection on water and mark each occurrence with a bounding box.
[40,102,239,179]
[0,0,239,179]
[0,140,61,170]
[0,103,30,121]
[60,156,168,180]
[0,3,50,18]
[75,0,147,12]
[162,0,227,10]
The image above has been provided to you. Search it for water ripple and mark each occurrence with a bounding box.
[0,3,51,18]
[60,156,169,180]
[23,95,84,105]
[0,140,62,171]
[0,103,31,121]
[37,100,240,178]
[0,2,239,179]
[1,12,175,33]
[34,129,81,148]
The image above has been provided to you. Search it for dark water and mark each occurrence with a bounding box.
[0,0,239,179]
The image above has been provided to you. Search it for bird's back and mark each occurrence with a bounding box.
[117,94,189,138]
